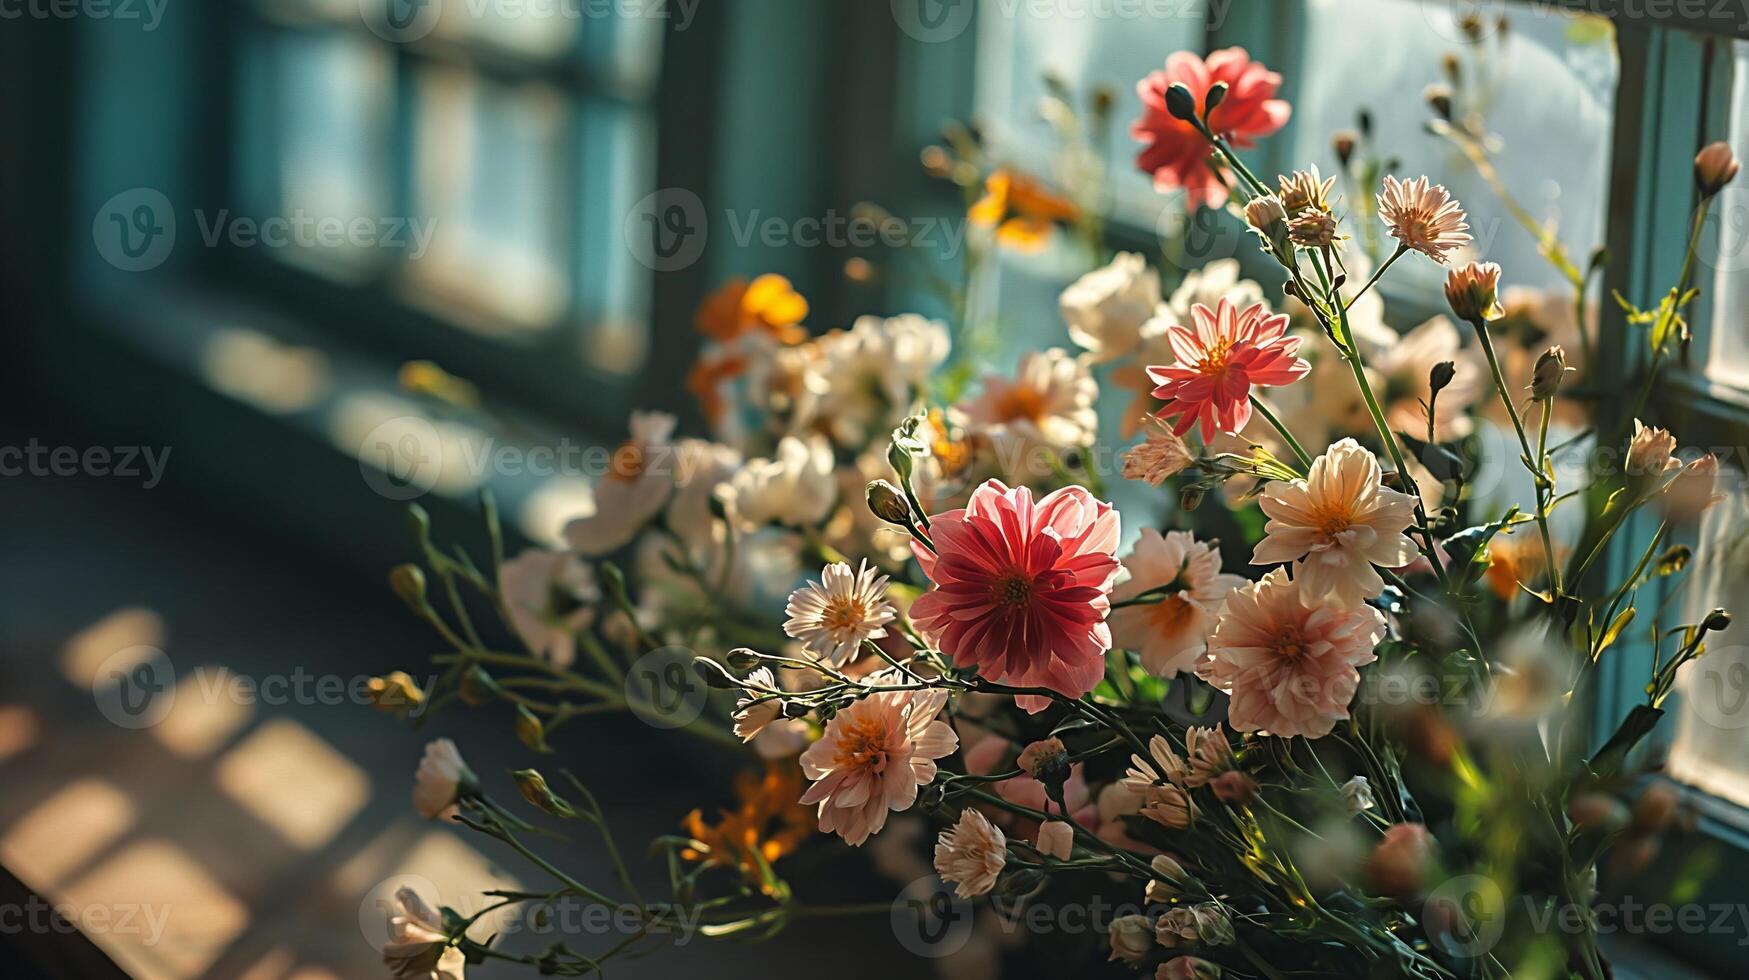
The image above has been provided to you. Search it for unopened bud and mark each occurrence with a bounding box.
[693,657,739,690]
[459,665,499,706]
[1332,130,1358,168]
[1430,361,1458,395]
[1180,484,1206,512]
[1696,140,1741,198]
[1211,770,1259,806]
[1703,608,1734,632]
[389,564,428,612]
[513,769,577,819]
[726,647,762,671]
[1423,84,1454,122]
[1164,82,1198,122]
[1203,80,1228,116]
[1529,345,1570,401]
[514,704,551,753]
[920,145,952,179]
[866,480,912,525]
[366,671,426,717]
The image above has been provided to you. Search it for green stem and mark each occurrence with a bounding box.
[1249,394,1313,469]
[1471,316,1563,597]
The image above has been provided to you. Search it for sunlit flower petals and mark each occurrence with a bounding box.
[1133,47,1291,210]
[1379,175,1471,263]
[934,808,1007,898]
[564,412,677,556]
[1147,298,1310,442]
[412,739,474,821]
[798,687,957,845]
[782,560,897,666]
[1110,529,1243,678]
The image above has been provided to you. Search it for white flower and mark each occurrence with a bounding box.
[959,347,1099,454]
[1122,417,1196,487]
[934,808,1008,898]
[1110,529,1244,678]
[663,439,743,556]
[383,886,466,980]
[1251,438,1421,607]
[752,718,814,759]
[732,667,784,742]
[412,739,474,820]
[565,411,676,555]
[816,314,951,447]
[1035,819,1074,861]
[1342,775,1376,815]
[728,434,838,529]
[782,560,897,666]
[1164,258,1264,321]
[1108,913,1154,964]
[1061,252,1162,363]
[498,548,597,669]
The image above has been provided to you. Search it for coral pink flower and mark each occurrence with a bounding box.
[1146,298,1310,441]
[1198,569,1384,738]
[910,480,1122,712]
[1133,48,1291,210]
[799,683,958,845]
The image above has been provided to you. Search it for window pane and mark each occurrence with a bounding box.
[1289,0,1617,298]
[1668,475,1749,807]
[237,28,396,281]
[404,66,571,334]
[1703,40,1749,387]
[973,0,1208,224]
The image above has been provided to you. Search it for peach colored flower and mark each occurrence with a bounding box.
[1279,166,1337,215]
[732,667,783,743]
[1035,820,1075,860]
[960,347,1099,453]
[1626,419,1680,485]
[1184,724,1234,785]
[564,411,676,555]
[1696,140,1741,197]
[1662,453,1727,521]
[1146,298,1310,441]
[935,807,1007,897]
[1133,47,1291,210]
[1122,417,1196,486]
[383,886,467,980]
[1251,438,1420,607]
[1444,260,1504,321]
[1111,529,1244,677]
[1199,569,1384,738]
[782,560,897,666]
[498,547,597,669]
[1380,175,1472,263]
[909,480,1122,711]
[413,739,474,821]
[799,684,958,845]
[1109,914,1155,964]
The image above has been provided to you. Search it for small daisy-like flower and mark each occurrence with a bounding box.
[1122,417,1196,486]
[1125,733,1195,790]
[1140,784,1197,829]
[1110,529,1244,678]
[1379,175,1472,262]
[1289,209,1338,247]
[1146,298,1311,441]
[959,347,1100,452]
[1184,724,1234,785]
[782,560,897,666]
[1278,166,1337,214]
[934,808,1008,897]
[1251,438,1421,607]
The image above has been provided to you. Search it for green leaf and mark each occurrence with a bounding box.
[1595,607,1636,659]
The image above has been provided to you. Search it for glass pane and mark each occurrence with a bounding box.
[1668,474,1749,806]
[1703,40,1749,387]
[973,0,1208,224]
[237,28,396,282]
[1288,0,1617,298]
[576,97,655,376]
[404,65,572,334]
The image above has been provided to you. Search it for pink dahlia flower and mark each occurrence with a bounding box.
[1197,569,1384,738]
[1146,298,1311,441]
[910,480,1122,712]
[1133,48,1291,210]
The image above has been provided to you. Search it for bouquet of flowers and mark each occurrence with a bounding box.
[367,34,1738,980]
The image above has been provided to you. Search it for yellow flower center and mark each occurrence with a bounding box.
[834,715,891,772]
[821,598,866,632]
[992,386,1050,425]
[607,441,646,483]
[1270,627,1308,661]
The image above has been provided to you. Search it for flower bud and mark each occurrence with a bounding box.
[1180,484,1206,512]
[1529,345,1570,401]
[1035,820,1074,861]
[1212,770,1259,806]
[366,671,426,717]
[919,145,952,179]
[692,656,740,690]
[1017,737,1067,779]
[1626,420,1679,484]
[1108,914,1153,964]
[1445,261,1504,322]
[1661,453,1725,521]
[514,704,551,754]
[1423,84,1454,122]
[1203,80,1229,116]
[459,665,499,706]
[1429,361,1458,395]
[405,503,432,542]
[866,480,912,525]
[1164,82,1198,122]
[1159,957,1224,980]
[1695,140,1740,198]
[1244,194,1291,252]
[513,769,577,819]
[1704,608,1734,632]
[1332,130,1358,168]
[389,564,428,612]
[1367,823,1435,897]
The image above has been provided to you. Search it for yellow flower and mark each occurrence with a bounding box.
[695,274,809,344]
[968,169,1081,252]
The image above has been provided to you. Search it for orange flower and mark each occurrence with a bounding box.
[685,352,747,426]
[968,169,1081,252]
[695,274,809,344]
[681,761,814,894]
[1482,529,1545,601]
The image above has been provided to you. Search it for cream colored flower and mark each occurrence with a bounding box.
[1109,914,1155,964]
[816,314,951,447]
[1184,724,1233,785]
[934,808,1007,897]
[1035,820,1074,861]
[1445,260,1504,322]
[1122,417,1196,486]
[1252,438,1420,607]
[1626,420,1680,486]
[412,739,474,820]
[498,548,597,669]
[565,411,677,556]
[1140,783,1196,829]
[1157,904,1234,948]
[1342,775,1376,815]
[732,666,784,742]
[1061,252,1162,363]
[1125,733,1195,790]
[383,886,466,980]
[662,439,743,558]
[959,347,1099,454]
[1379,175,1471,262]
[799,683,958,845]
[1279,166,1337,215]
[1111,529,1244,677]
[1662,453,1727,521]
[782,560,897,666]
[728,434,837,529]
